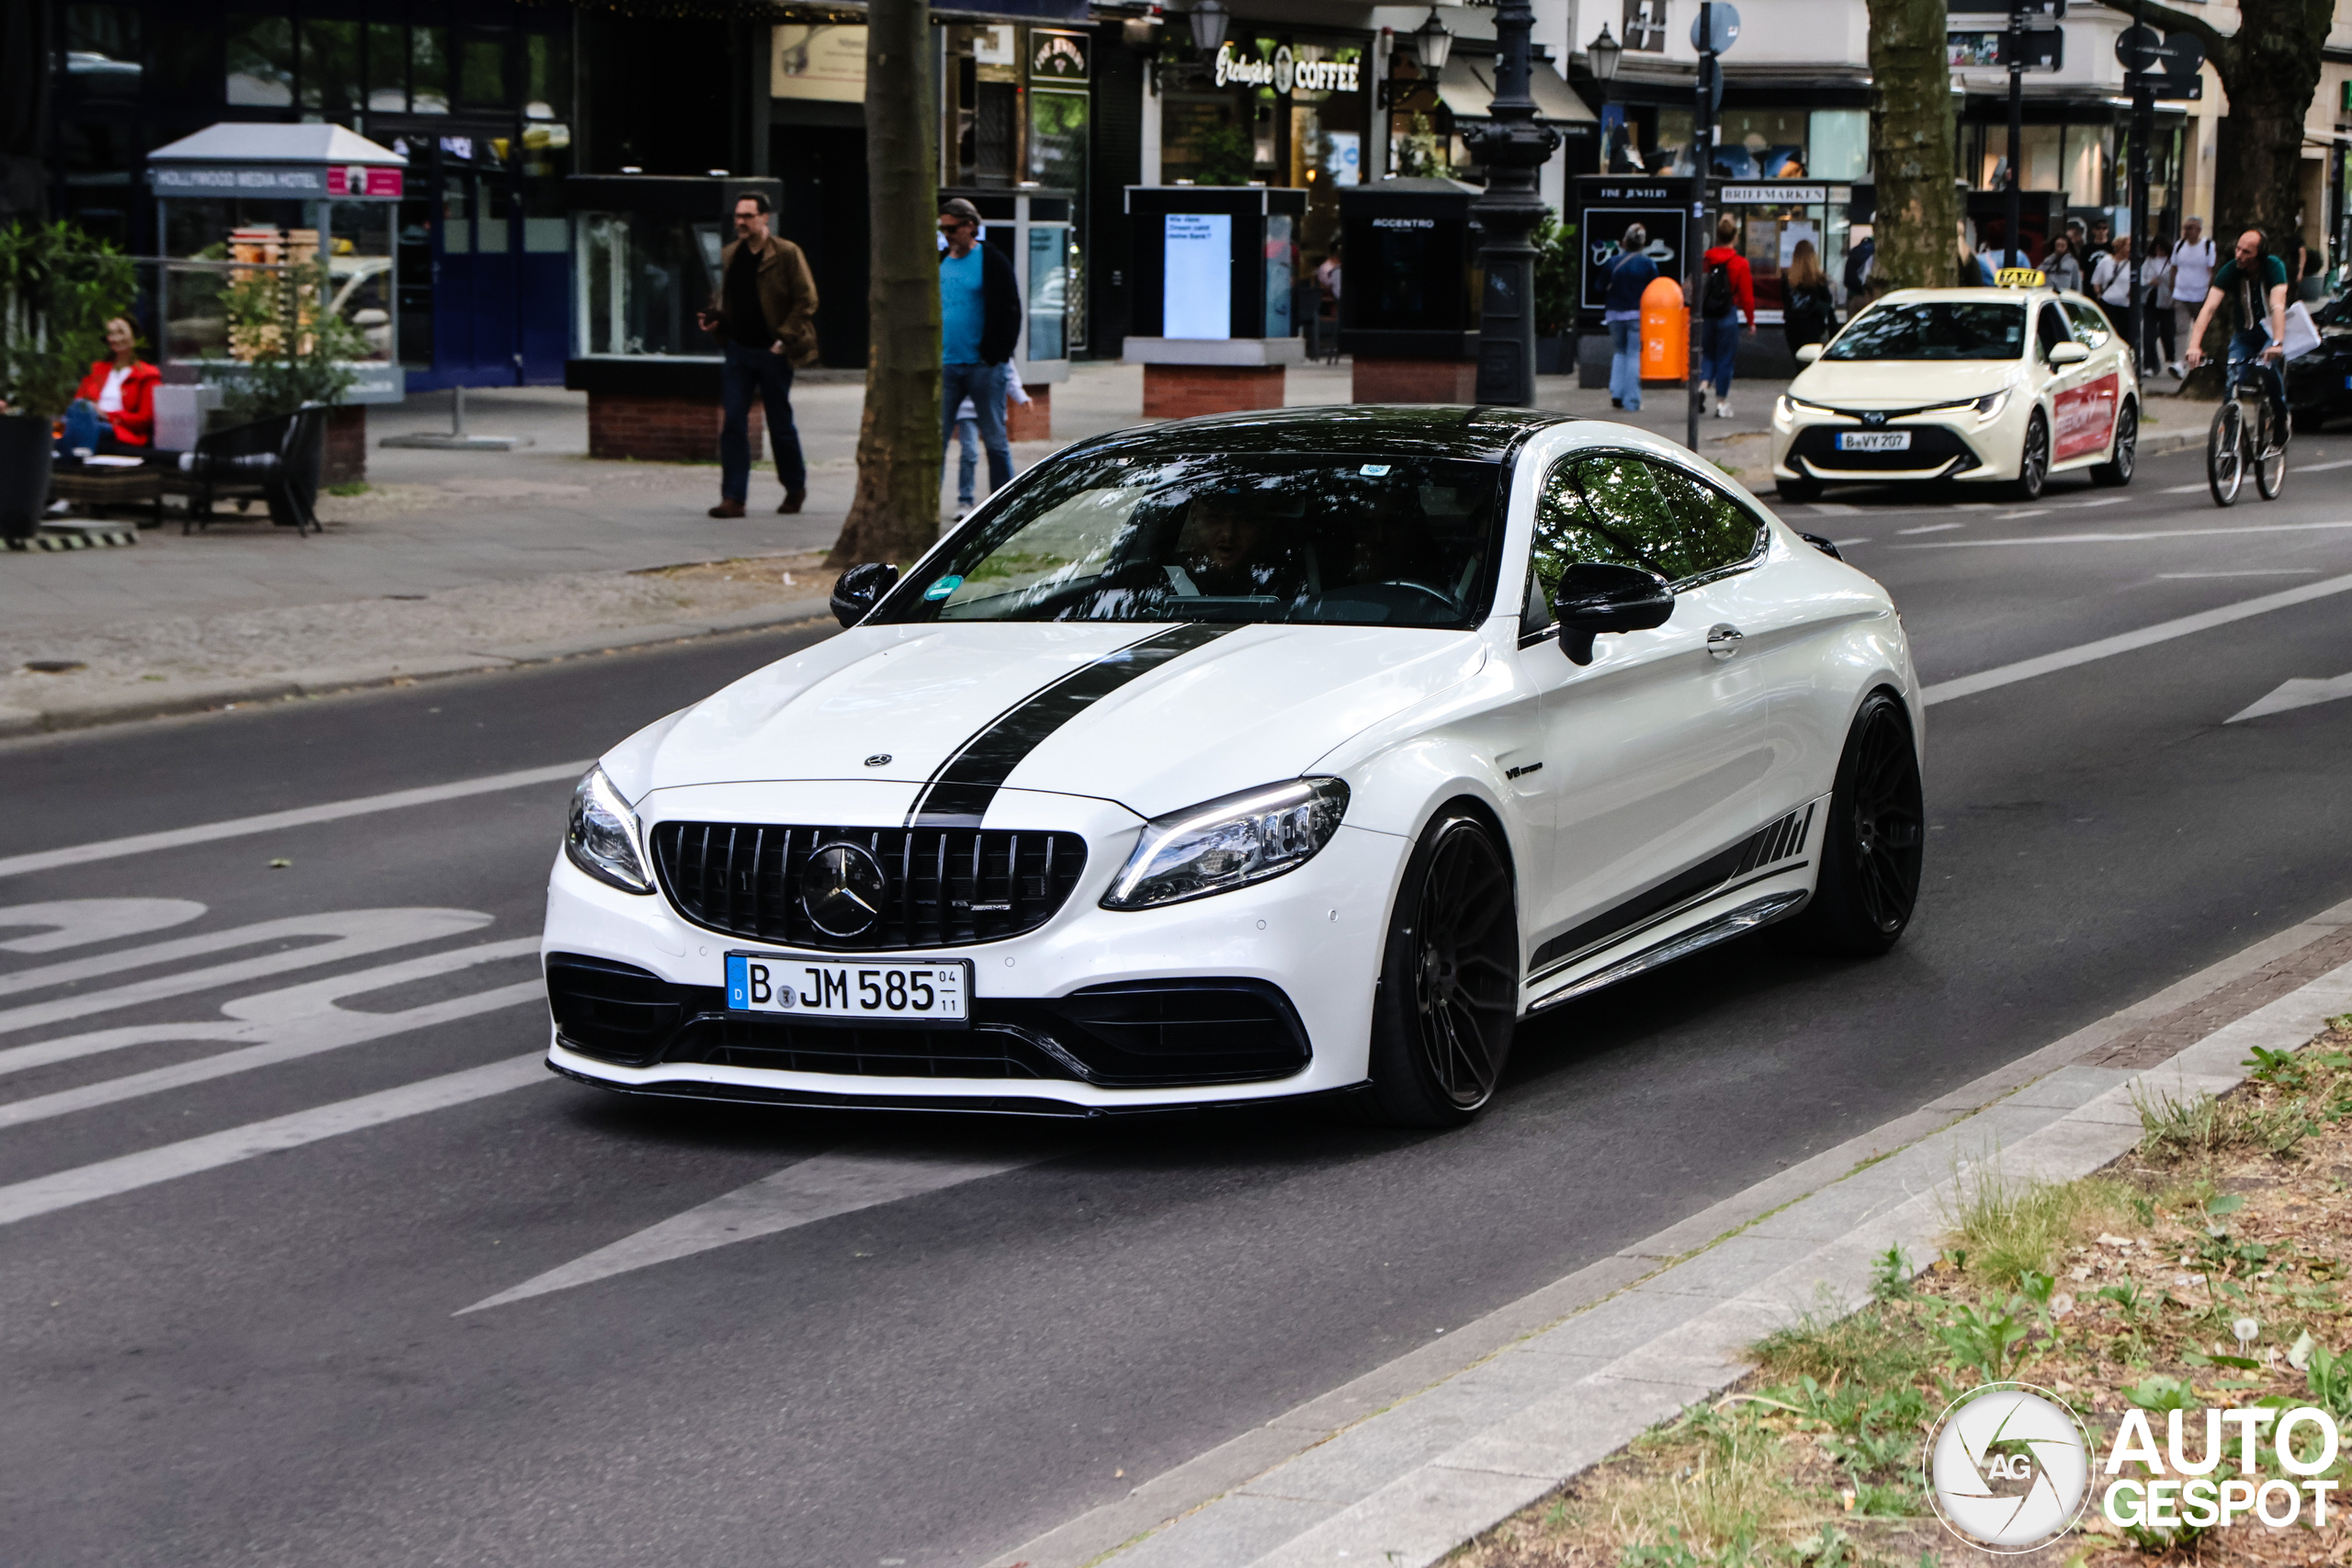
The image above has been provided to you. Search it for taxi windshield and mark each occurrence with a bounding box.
[1824,301,2025,362]
[872,452,1505,628]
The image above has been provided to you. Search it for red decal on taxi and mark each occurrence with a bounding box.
[2053,371,2119,462]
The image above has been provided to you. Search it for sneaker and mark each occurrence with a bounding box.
[707,499,745,519]
[1611,398,1623,410]
[1715,400,1734,419]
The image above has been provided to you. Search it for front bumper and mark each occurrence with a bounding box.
[539,791,1406,1112]
[1771,400,2022,485]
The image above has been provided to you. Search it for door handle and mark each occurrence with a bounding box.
[1707,624,1745,660]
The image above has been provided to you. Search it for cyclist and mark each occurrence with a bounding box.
[2182,227,2290,428]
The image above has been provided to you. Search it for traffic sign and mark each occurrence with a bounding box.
[2154,32,2204,75]
[2114,24,2161,70]
[1690,3,1739,54]
[1949,25,2063,71]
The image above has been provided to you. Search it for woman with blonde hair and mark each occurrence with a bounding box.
[1781,240,1837,355]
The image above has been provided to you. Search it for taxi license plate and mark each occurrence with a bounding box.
[1837,431,1912,452]
[725,953,970,1027]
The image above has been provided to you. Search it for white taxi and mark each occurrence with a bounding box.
[1770,277,2140,502]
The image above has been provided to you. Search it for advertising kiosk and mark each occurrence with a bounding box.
[1336,177,1482,403]
[1123,186,1307,419]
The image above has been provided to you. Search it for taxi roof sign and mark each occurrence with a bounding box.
[1995,266,2047,288]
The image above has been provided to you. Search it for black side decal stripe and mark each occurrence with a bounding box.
[905,623,1239,829]
[1528,801,1818,976]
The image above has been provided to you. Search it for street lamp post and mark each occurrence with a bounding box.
[1588,23,1622,168]
[1468,0,1561,405]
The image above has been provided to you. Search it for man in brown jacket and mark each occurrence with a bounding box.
[696,192,819,518]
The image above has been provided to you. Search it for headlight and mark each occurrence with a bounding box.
[566,766,654,895]
[1102,778,1350,910]
[1774,394,1795,421]
[1971,389,2010,422]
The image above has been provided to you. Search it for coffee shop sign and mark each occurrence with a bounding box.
[1215,43,1360,94]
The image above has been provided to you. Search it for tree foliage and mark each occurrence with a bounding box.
[208,253,370,422]
[2126,0,2334,244]
[0,221,137,420]
[1863,0,1959,292]
[826,0,944,569]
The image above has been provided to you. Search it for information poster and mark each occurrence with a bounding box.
[1163,213,1232,339]
[772,25,865,102]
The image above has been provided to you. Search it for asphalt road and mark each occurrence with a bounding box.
[5,434,2351,1568]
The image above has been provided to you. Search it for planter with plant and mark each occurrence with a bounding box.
[0,221,137,540]
[197,248,371,508]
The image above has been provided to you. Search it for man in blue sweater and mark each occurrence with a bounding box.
[937,198,1024,512]
[1602,225,1658,411]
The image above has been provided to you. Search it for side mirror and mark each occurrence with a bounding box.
[2047,340,2089,366]
[1552,563,1675,666]
[831,562,899,627]
[1795,343,1824,364]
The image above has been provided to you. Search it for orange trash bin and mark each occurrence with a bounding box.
[1639,274,1688,385]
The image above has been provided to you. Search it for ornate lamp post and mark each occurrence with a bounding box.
[1467,0,1560,404]
[1415,7,1454,72]
[1587,22,1622,170]
[1188,0,1229,58]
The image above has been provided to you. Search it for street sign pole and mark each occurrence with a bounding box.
[2128,0,2152,373]
[2005,5,2025,269]
[1688,2,1714,453]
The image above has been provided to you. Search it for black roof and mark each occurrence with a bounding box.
[1069,405,1569,465]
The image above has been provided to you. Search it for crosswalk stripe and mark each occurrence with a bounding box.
[459,1145,1063,1314]
[0,761,589,882]
[0,1053,551,1229]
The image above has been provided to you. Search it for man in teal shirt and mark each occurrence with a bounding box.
[937,198,1024,512]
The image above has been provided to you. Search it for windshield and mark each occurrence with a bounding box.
[873,452,1506,628]
[1824,301,2025,362]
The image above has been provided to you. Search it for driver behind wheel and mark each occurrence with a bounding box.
[1170,494,1306,599]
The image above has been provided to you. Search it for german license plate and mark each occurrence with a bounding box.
[725,953,971,1027]
[1837,431,1912,452]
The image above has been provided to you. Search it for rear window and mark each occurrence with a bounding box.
[1824,301,2025,362]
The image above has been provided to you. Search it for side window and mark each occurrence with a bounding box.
[1528,453,1765,615]
[2036,303,2072,357]
[2064,299,2109,348]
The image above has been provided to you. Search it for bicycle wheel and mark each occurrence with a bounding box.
[2208,399,2244,506]
[2256,397,2287,500]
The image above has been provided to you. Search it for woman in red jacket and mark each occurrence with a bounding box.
[60,317,161,456]
[1698,217,1755,419]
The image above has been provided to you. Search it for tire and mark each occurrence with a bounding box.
[2090,399,2137,487]
[1356,809,1520,1129]
[2256,398,2287,501]
[2009,411,2050,502]
[1775,475,1823,503]
[1768,692,1924,958]
[2208,400,2244,506]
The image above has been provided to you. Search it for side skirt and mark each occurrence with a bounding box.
[1521,890,1810,1015]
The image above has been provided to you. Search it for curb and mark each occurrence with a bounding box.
[989,897,2352,1568]
[0,596,837,740]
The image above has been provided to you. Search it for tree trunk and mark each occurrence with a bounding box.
[1864,0,1959,292]
[824,0,943,569]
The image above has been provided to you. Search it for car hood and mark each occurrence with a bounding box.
[613,621,1487,822]
[1791,358,2018,407]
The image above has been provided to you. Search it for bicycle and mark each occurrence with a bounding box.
[2207,355,2289,506]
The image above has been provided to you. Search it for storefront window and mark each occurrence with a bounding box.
[526,31,572,121]
[577,211,723,358]
[459,32,510,107]
[412,26,450,115]
[226,14,295,107]
[368,22,406,112]
[300,18,361,118]
[1030,90,1088,351]
[1714,109,1807,180]
[60,4,141,99]
[1809,110,1868,182]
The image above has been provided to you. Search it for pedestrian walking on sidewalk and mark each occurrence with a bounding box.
[2043,232,2083,294]
[2169,219,2215,375]
[937,197,1022,507]
[1699,216,1754,418]
[696,192,820,520]
[1601,224,1657,412]
[1781,241,1836,357]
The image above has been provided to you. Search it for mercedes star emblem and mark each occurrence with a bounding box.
[864,753,892,767]
[802,841,888,937]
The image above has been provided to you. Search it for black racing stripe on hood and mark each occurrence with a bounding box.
[906,623,1239,829]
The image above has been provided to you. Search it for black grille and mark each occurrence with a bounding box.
[1788,423,1981,475]
[549,958,1312,1089]
[650,822,1089,950]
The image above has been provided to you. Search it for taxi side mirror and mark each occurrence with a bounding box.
[2047,341,2089,366]
[1795,343,1823,364]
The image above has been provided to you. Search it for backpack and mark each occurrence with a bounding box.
[1702,259,1736,319]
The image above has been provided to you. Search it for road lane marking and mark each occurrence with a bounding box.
[0,908,490,1038]
[459,1145,1063,1314]
[2230,668,2352,723]
[2161,482,2209,492]
[2157,570,2322,579]
[0,899,207,953]
[1895,523,1963,536]
[0,1053,548,1229]
[0,760,589,883]
[1923,571,2352,706]
[2298,458,2352,474]
[0,939,542,1123]
[1833,537,1871,547]
[2070,497,2131,508]
[1900,520,2352,547]
[1996,508,2050,520]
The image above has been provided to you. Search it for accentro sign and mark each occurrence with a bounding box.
[1213,43,1361,94]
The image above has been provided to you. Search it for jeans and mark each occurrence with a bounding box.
[940,361,1011,498]
[954,417,979,506]
[718,340,806,502]
[1607,319,1642,410]
[2224,327,2286,423]
[56,400,126,457]
[1701,315,1739,400]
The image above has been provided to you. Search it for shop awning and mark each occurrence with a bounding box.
[1434,58,1598,126]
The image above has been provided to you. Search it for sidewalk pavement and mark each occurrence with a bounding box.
[985,897,2352,1568]
[0,360,2203,735]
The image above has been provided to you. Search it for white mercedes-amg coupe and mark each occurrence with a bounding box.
[543,406,1924,1127]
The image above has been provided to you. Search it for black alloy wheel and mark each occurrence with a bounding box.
[1768,692,1925,957]
[2011,411,2050,501]
[2091,399,2137,487]
[1356,810,1520,1128]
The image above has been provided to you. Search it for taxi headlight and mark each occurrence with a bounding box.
[1102,779,1349,909]
[1971,389,2009,423]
